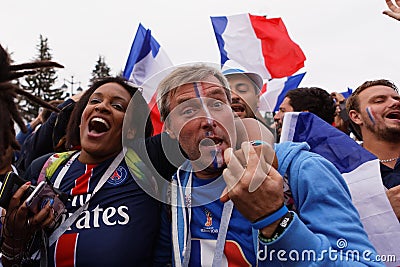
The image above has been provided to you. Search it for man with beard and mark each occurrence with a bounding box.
[347,79,400,218]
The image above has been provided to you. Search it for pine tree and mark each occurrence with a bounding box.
[18,35,64,121]
[90,55,111,85]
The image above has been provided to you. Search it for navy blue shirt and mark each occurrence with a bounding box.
[381,158,400,189]
[25,153,160,266]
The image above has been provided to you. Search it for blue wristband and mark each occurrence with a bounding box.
[251,205,289,229]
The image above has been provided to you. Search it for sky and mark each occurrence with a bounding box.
[1,0,399,94]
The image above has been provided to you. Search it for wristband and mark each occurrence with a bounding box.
[259,211,293,243]
[251,205,288,229]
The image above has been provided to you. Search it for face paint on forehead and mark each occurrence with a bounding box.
[193,82,213,125]
[366,106,375,125]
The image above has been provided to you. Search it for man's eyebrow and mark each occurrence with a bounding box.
[176,96,197,105]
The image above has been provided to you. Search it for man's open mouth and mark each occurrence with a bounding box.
[231,103,245,113]
[386,110,400,120]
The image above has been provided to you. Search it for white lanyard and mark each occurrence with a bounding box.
[212,199,233,267]
[173,168,233,267]
[53,151,80,188]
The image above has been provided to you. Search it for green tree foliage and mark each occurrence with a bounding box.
[90,55,111,85]
[18,35,64,122]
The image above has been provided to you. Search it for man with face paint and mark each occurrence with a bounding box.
[153,63,382,267]
[347,79,400,218]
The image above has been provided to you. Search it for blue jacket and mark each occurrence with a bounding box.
[154,141,383,266]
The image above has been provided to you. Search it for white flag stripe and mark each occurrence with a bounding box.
[222,14,271,79]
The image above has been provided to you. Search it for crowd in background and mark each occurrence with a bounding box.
[0,1,399,266]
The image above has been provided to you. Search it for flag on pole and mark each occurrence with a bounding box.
[210,14,306,80]
[280,112,400,266]
[123,23,173,134]
[259,72,305,113]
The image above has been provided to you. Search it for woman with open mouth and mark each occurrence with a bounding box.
[1,77,160,266]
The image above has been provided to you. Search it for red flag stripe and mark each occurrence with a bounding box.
[249,15,306,78]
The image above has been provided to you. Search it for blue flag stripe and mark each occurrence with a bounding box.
[340,88,353,99]
[273,72,306,112]
[123,23,162,79]
[210,16,229,66]
[293,113,376,173]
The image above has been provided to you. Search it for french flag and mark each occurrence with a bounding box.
[259,72,306,113]
[123,23,173,134]
[280,112,400,266]
[210,14,306,80]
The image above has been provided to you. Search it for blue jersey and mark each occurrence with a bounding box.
[28,153,160,267]
[189,175,255,266]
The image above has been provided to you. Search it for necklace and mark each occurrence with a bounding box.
[379,157,399,163]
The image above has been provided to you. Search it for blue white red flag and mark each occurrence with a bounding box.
[123,23,173,134]
[210,14,306,79]
[259,72,305,113]
[280,112,400,266]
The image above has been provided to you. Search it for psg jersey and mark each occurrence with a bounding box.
[44,156,160,267]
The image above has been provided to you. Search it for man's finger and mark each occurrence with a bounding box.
[220,187,230,203]
[246,143,269,192]
[222,163,243,191]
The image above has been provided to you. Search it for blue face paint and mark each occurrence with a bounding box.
[193,82,213,125]
[366,106,375,125]
[193,82,224,169]
[210,148,223,169]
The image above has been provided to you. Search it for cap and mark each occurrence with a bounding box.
[222,68,263,93]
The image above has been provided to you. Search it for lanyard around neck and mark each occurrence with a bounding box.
[172,168,234,267]
[48,150,125,246]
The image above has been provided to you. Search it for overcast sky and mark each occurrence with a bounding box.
[1,0,399,94]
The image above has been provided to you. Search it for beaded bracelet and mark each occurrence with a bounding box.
[251,205,289,230]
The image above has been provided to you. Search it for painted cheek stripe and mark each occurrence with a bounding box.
[366,106,375,125]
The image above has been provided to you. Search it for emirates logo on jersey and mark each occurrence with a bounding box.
[108,166,128,186]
